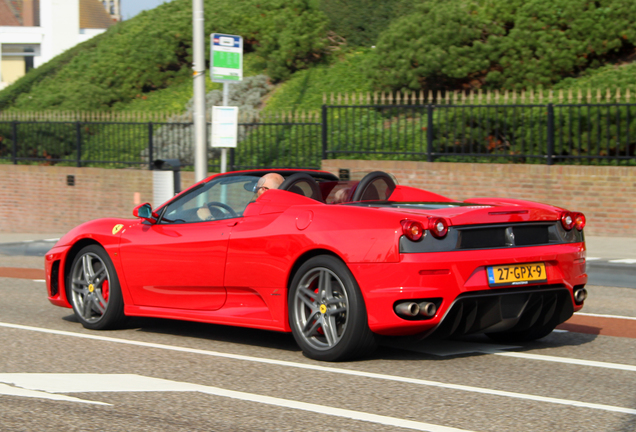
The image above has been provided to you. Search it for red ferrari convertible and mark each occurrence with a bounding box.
[45,169,588,361]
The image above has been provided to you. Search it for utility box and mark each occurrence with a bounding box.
[153,159,181,206]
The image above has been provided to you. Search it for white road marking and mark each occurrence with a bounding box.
[1,322,635,416]
[490,352,636,372]
[0,383,110,405]
[608,259,636,264]
[32,280,45,283]
[586,257,602,261]
[575,312,636,321]
[0,374,471,432]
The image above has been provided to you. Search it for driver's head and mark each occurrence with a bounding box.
[256,173,284,197]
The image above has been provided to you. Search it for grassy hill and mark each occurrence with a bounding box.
[1,0,636,114]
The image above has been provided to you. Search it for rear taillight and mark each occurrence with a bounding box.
[401,220,425,241]
[560,211,575,230]
[561,211,585,231]
[429,217,449,239]
[401,218,449,241]
[573,212,586,231]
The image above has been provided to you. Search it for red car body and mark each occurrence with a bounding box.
[45,169,587,360]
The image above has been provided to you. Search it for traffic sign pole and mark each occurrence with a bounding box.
[211,33,243,173]
[193,0,206,182]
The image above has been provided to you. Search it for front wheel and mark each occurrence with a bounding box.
[288,255,376,361]
[67,245,125,330]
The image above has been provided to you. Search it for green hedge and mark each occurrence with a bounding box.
[367,0,636,92]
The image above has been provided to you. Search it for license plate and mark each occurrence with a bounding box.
[487,262,547,286]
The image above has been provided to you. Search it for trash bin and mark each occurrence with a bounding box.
[153,159,181,206]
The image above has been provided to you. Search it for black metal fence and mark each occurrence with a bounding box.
[1,103,635,170]
[323,103,636,165]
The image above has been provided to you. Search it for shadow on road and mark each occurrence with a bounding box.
[63,311,599,363]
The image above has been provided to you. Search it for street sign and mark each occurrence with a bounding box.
[210,33,243,83]
[211,106,239,148]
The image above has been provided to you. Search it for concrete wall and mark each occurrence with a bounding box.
[1,162,634,236]
[322,160,636,237]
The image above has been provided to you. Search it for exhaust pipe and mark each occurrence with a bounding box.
[574,288,587,303]
[418,301,437,317]
[395,302,420,317]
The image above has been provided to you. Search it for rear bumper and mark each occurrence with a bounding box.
[350,242,587,336]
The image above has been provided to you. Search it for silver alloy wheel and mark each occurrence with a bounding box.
[293,267,349,351]
[70,252,111,323]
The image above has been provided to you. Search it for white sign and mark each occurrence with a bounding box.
[211,106,239,148]
[210,33,243,83]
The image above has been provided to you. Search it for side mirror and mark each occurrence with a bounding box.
[133,203,155,223]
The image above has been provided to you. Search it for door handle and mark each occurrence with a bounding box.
[227,221,239,227]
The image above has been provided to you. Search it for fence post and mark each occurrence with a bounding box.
[11,121,17,165]
[427,105,434,162]
[321,105,328,160]
[148,122,154,170]
[546,104,554,166]
[75,121,82,167]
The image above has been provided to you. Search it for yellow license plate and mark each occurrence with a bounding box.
[487,262,547,286]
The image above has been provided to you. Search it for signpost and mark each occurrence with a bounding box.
[211,108,238,145]
[211,33,243,173]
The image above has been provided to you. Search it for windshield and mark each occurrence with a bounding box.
[159,175,258,224]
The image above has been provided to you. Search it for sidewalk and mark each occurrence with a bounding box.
[585,236,636,261]
[0,233,65,243]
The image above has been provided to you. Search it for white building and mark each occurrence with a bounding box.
[0,0,119,90]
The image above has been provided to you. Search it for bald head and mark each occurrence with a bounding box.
[256,173,284,197]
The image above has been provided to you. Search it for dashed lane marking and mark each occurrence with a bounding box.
[1,322,635,416]
[0,373,473,432]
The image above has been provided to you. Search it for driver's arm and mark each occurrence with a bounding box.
[196,206,213,221]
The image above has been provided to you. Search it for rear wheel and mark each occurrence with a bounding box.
[67,245,125,330]
[289,255,376,361]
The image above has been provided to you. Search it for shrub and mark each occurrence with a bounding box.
[145,75,273,165]
[367,0,636,92]
[319,0,409,47]
[0,0,328,111]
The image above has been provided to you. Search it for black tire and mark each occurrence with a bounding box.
[288,255,376,361]
[67,245,125,330]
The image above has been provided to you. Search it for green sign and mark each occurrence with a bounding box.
[210,33,243,83]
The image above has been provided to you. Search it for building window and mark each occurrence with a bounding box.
[1,44,40,85]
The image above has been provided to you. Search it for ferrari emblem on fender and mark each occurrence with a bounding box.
[112,224,124,235]
[320,304,327,314]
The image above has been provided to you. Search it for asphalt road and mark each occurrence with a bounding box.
[1,255,635,432]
